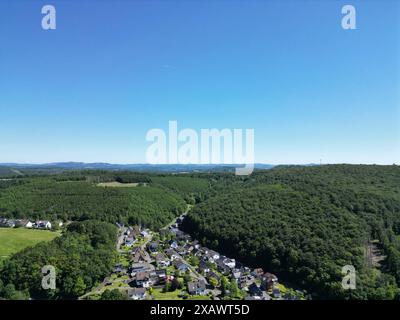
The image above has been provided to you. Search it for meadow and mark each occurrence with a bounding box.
[0,227,59,263]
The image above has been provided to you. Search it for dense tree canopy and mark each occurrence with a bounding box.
[0,220,118,299]
[182,165,400,299]
[0,177,187,229]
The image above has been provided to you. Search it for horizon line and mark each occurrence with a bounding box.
[0,161,398,166]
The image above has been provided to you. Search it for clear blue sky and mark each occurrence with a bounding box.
[0,0,399,164]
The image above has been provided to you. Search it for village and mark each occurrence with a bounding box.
[84,214,307,301]
[0,213,306,301]
[0,217,53,230]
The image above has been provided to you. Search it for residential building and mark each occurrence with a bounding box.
[127,288,147,300]
[188,280,206,295]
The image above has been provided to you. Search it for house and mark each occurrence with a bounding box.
[173,259,190,272]
[252,268,264,278]
[169,240,178,249]
[191,247,201,256]
[245,292,271,300]
[192,240,200,249]
[155,253,170,267]
[125,236,136,247]
[24,220,33,229]
[244,295,261,300]
[114,263,124,274]
[198,260,210,274]
[34,220,52,229]
[6,220,16,228]
[272,287,281,299]
[205,250,220,262]
[176,246,187,256]
[232,270,242,282]
[148,242,159,253]
[155,269,167,279]
[0,218,15,228]
[262,272,278,291]
[127,288,147,300]
[140,229,149,237]
[25,220,33,228]
[238,274,254,289]
[15,219,33,228]
[183,243,194,253]
[216,259,230,274]
[131,247,147,263]
[238,279,248,289]
[192,249,203,259]
[132,272,151,288]
[129,263,153,276]
[223,258,236,269]
[165,249,179,261]
[242,266,251,273]
[150,269,167,286]
[188,280,206,295]
[262,292,272,300]
[248,283,263,296]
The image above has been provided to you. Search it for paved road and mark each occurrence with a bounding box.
[116,226,127,252]
[161,205,192,231]
[140,234,153,263]
[164,205,208,285]
[179,255,208,285]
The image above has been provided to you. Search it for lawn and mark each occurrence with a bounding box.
[0,227,59,262]
[151,288,211,300]
[151,288,183,300]
[188,295,211,300]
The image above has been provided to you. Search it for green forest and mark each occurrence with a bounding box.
[182,165,400,299]
[0,220,118,299]
[0,177,188,229]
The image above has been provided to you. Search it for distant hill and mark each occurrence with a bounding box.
[0,167,23,177]
[0,162,276,172]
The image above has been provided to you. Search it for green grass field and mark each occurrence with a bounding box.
[151,288,211,300]
[151,288,184,300]
[0,228,59,262]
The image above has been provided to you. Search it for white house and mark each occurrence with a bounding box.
[128,288,147,300]
[135,272,151,288]
[25,221,33,228]
[205,250,220,262]
[35,220,52,229]
[14,219,33,228]
[223,258,236,269]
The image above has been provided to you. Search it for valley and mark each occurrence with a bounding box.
[0,164,399,300]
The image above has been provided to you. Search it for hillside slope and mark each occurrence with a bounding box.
[182,165,400,299]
